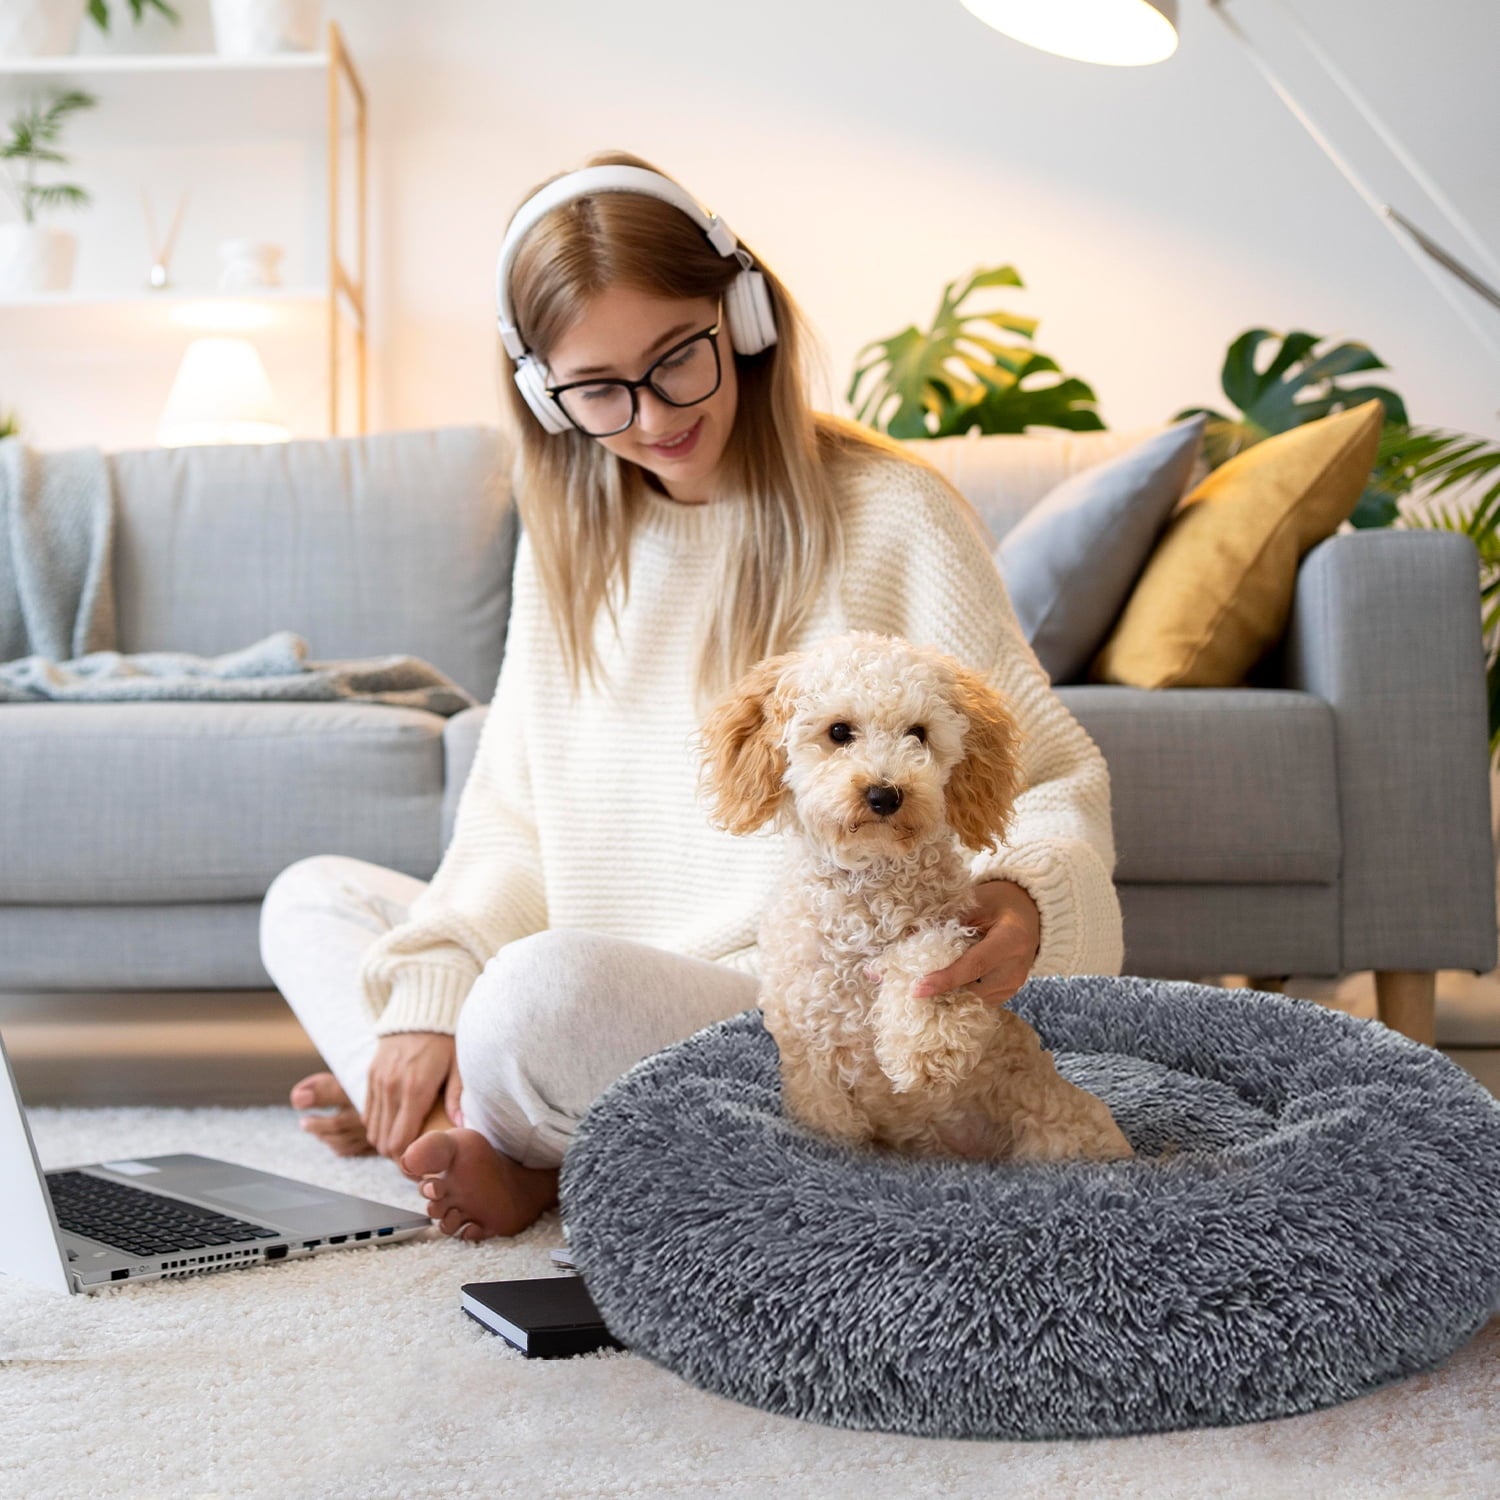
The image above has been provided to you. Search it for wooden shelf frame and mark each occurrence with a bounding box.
[327,18,367,436]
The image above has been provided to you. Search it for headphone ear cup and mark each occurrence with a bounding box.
[725,269,778,355]
[514,354,573,435]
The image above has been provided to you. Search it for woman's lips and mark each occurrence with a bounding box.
[646,415,703,459]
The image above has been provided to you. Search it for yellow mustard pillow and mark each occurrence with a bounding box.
[1087,399,1384,688]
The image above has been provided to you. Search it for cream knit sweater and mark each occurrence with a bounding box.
[359,443,1125,1036]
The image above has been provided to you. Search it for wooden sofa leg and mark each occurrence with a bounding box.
[1374,971,1437,1047]
[1246,976,1289,993]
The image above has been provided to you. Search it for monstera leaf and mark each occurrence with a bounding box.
[1173,328,1408,473]
[1173,327,1413,529]
[848,264,1103,439]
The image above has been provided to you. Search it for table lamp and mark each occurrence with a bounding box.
[157,336,290,448]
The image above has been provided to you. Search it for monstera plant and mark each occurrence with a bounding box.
[847,264,1103,439]
[1178,327,1500,757]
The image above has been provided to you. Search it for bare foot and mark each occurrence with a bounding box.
[400,1127,560,1241]
[290,1071,375,1157]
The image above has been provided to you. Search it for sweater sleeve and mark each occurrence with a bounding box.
[716,943,763,981]
[357,535,549,1035]
[844,458,1125,979]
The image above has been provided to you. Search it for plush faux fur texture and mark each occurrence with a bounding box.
[558,974,1500,1441]
[695,630,1132,1164]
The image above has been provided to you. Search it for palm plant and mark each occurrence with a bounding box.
[847,264,1103,439]
[1366,423,1500,757]
[0,90,97,226]
[1178,327,1500,759]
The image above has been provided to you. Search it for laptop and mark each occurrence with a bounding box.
[0,1024,431,1295]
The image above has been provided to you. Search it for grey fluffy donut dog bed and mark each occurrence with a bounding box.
[558,975,1500,1441]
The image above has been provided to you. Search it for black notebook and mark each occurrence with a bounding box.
[460,1275,625,1359]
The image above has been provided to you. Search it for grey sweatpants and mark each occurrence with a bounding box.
[257,855,761,1169]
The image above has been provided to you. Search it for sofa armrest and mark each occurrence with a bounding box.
[1284,529,1496,973]
[440,703,488,852]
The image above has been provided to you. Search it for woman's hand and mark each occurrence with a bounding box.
[882,880,1043,1008]
[364,1032,459,1160]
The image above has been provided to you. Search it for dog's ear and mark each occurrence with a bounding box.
[943,663,1027,853]
[695,650,801,835]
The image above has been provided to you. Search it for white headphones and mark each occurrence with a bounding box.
[494,165,779,435]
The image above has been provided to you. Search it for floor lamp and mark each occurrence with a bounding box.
[957,0,1500,391]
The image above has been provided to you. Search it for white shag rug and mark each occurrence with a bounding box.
[3,1105,1497,1500]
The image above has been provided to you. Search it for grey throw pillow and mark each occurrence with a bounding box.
[996,415,1206,684]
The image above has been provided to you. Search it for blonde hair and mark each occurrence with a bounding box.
[497,148,922,715]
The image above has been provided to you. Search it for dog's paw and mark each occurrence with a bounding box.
[871,989,993,1094]
[875,1035,978,1094]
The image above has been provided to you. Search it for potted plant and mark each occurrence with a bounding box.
[0,0,177,60]
[847,263,1104,438]
[0,90,97,296]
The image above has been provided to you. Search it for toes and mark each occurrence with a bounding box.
[290,1071,353,1111]
[300,1107,359,1139]
[299,1106,371,1157]
[439,1206,472,1237]
[400,1128,458,1181]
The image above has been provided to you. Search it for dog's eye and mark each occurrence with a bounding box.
[828,722,854,745]
[908,725,928,744]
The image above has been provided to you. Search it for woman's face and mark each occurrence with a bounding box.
[543,283,739,504]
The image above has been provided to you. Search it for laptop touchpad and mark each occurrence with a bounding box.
[201,1182,331,1214]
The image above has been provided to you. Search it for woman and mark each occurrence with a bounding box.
[258,148,1124,1243]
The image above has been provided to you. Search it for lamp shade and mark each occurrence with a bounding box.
[959,0,1179,66]
[157,336,290,447]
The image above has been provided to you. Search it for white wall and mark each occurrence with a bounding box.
[340,0,1500,445]
[7,0,1500,448]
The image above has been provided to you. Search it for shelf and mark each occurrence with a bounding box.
[0,50,328,75]
[0,286,327,349]
[0,49,334,140]
[0,285,325,308]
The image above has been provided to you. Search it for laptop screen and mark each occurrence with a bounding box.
[0,1026,74,1295]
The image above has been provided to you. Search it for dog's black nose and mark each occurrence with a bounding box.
[865,783,902,816]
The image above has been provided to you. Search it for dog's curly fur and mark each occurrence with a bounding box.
[695,630,1134,1166]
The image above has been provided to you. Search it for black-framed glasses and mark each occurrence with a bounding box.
[544,299,724,437]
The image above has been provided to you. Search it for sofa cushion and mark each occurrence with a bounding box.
[1088,401,1384,688]
[996,416,1206,683]
[0,701,449,903]
[109,425,518,703]
[1060,685,1340,883]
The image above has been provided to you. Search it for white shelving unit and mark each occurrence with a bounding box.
[0,21,366,448]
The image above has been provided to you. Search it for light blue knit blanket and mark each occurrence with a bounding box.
[0,439,477,716]
[0,438,115,665]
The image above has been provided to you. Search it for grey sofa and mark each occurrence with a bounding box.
[1,423,1493,1048]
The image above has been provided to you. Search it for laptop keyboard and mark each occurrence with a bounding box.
[45,1170,281,1256]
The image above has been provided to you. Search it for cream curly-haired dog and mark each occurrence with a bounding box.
[696,630,1133,1166]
